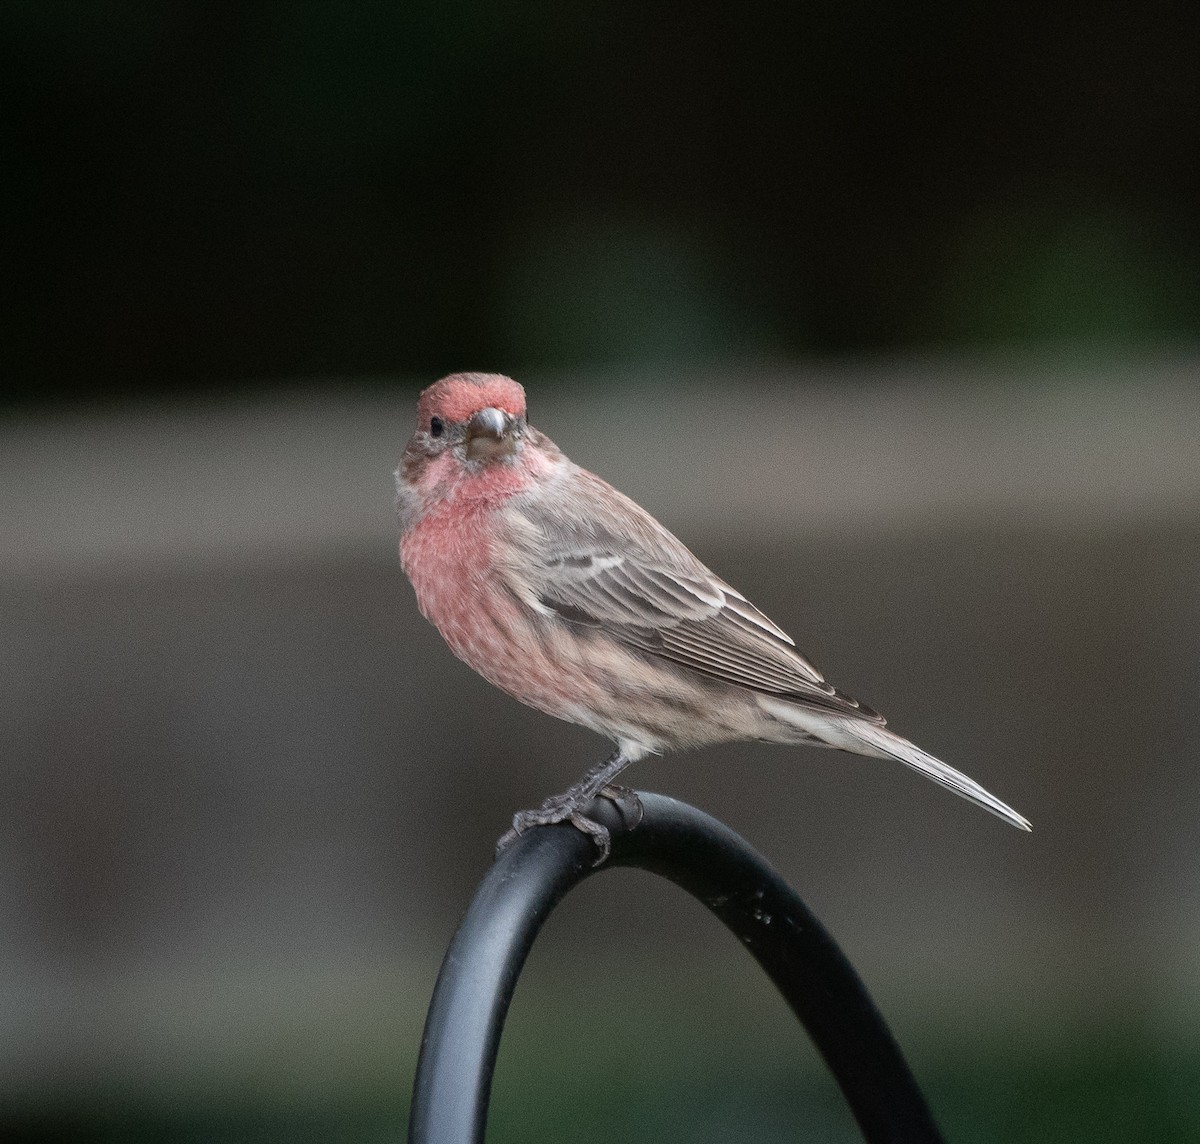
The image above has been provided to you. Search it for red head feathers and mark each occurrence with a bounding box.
[417,373,527,431]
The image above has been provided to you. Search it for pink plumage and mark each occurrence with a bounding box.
[396,372,1030,857]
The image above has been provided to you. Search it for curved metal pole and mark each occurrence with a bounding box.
[408,792,944,1144]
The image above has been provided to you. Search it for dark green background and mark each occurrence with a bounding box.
[3,1,1198,408]
[4,5,1199,1142]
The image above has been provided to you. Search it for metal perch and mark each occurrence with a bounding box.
[408,791,944,1143]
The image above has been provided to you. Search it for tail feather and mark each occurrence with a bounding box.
[757,696,1031,830]
[846,721,1031,831]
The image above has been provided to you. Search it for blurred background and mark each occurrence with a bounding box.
[3,3,1199,1141]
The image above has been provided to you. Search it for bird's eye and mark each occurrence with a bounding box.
[429,416,444,438]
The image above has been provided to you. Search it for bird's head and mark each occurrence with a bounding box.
[396,373,550,525]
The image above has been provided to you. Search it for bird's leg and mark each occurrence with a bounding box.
[496,748,641,864]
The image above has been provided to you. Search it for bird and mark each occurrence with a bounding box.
[395,372,1031,861]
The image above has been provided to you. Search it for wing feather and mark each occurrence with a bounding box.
[511,468,883,724]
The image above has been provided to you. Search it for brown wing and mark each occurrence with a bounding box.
[512,468,883,723]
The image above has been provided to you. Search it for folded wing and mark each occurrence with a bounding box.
[513,471,884,724]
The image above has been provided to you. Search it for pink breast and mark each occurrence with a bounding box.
[400,507,583,719]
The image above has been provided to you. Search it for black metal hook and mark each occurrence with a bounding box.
[408,792,944,1143]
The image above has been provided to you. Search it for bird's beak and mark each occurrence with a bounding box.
[465,407,518,462]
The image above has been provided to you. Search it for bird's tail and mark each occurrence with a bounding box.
[758,697,1031,830]
[843,721,1031,831]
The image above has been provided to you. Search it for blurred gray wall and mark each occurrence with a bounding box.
[3,357,1200,1103]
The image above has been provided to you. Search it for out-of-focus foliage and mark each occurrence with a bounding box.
[5,1021,1197,1142]
[2,1,1198,407]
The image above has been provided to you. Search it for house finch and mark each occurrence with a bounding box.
[396,372,1031,860]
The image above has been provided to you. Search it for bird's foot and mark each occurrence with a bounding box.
[597,783,644,828]
[496,795,613,865]
[496,748,639,866]
[496,786,646,866]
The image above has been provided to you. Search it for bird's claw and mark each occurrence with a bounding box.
[568,812,612,865]
[495,794,635,866]
[598,783,644,829]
